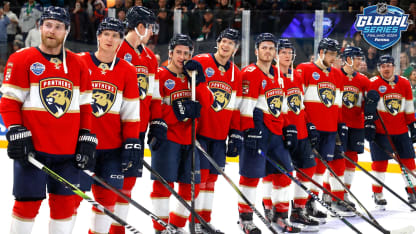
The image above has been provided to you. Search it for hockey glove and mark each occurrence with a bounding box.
[283,125,298,151]
[121,138,142,172]
[226,129,243,157]
[337,123,348,151]
[172,99,202,121]
[244,128,263,150]
[408,122,416,143]
[184,60,205,86]
[364,119,376,142]
[364,90,380,121]
[6,125,34,163]
[306,122,319,148]
[147,119,168,151]
[75,129,98,170]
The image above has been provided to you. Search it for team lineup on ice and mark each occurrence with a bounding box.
[2,3,416,234]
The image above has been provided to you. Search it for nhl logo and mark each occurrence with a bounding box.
[376,3,388,15]
[265,88,284,118]
[209,81,232,112]
[136,66,149,100]
[383,93,402,116]
[91,81,117,117]
[342,86,359,109]
[40,78,73,118]
[286,88,302,115]
[317,82,336,108]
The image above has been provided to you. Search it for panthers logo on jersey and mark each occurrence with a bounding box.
[266,88,284,118]
[343,86,360,109]
[136,66,149,100]
[208,81,232,112]
[384,93,402,116]
[40,78,73,118]
[91,81,117,117]
[286,88,302,115]
[318,82,336,108]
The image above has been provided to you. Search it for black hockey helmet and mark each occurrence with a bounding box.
[277,38,295,53]
[318,38,340,53]
[126,6,156,30]
[341,46,364,61]
[255,33,277,49]
[97,17,125,38]
[40,6,70,28]
[168,34,193,52]
[216,28,240,45]
[377,54,395,67]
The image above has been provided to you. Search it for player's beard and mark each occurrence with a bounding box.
[41,33,65,50]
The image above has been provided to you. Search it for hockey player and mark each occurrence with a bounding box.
[296,38,351,219]
[150,34,214,233]
[238,33,299,233]
[190,27,242,234]
[110,6,162,234]
[364,54,416,206]
[0,6,96,234]
[77,17,141,234]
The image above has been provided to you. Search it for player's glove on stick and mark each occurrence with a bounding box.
[226,129,243,157]
[75,129,98,170]
[364,118,376,142]
[408,122,416,143]
[6,125,34,163]
[184,60,205,86]
[172,99,202,121]
[121,138,142,172]
[283,125,298,151]
[147,119,168,151]
[306,122,319,148]
[337,123,348,151]
[244,128,263,150]
[364,90,380,121]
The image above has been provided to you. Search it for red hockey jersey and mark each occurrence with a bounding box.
[296,62,343,132]
[240,64,287,135]
[193,53,242,140]
[0,47,92,155]
[156,66,213,145]
[340,69,370,129]
[117,40,161,132]
[368,75,415,135]
[78,52,140,150]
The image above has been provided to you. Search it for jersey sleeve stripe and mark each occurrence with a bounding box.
[0,85,29,103]
[120,99,140,121]
[240,98,257,116]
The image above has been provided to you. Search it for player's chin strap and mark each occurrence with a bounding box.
[317,49,326,68]
[231,45,238,82]
[63,26,70,74]
[134,27,148,43]
[276,48,284,89]
[345,56,354,68]
[109,36,125,71]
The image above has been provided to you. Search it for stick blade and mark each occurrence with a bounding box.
[390,225,415,234]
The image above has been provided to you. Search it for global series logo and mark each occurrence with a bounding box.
[354,3,409,50]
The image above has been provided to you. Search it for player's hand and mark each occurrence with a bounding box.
[244,128,263,150]
[364,120,376,142]
[226,129,243,157]
[337,123,348,151]
[172,99,201,121]
[6,125,34,163]
[283,125,298,151]
[364,90,380,121]
[121,138,142,172]
[306,123,319,148]
[75,129,98,170]
[408,122,416,143]
[147,119,168,151]
[184,60,205,86]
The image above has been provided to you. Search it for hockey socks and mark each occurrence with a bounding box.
[193,172,218,223]
[344,151,358,190]
[271,173,292,213]
[371,160,388,193]
[262,174,273,210]
[293,166,315,208]
[169,182,200,228]
[10,200,42,234]
[89,185,118,234]
[327,158,346,201]
[151,180,172,231]
[238,176,260,213]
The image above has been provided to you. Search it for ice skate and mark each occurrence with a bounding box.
[290,207,319,232]
[272,211,301,233]
[373,193,387,210]
[238,212,262,234]
[305,198,327,224]
[330,200,356,217]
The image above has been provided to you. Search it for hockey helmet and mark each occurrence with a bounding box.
[40,6,70,28]
[377,54,395,67]
[318,38,340,53]
[97,17,125,38]
[255,33,277,49]
[126,6,157,31]
[278,38,295,53]
[216,28,240,45]
[341,46,364,61]
[168,34,193,52]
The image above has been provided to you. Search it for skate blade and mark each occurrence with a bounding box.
[292,222,319,232]
[329,211,356,217]
[375,204,386,211]
[309,216,326,225]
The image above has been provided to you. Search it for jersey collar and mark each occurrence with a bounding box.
[210,53,231,72]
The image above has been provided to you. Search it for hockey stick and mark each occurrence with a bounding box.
[141,158,216,233]
[27,154,142,234]
[190,70,196,234]
[195,140,279,234]
[82,169,177,232]
[257,150,362,234]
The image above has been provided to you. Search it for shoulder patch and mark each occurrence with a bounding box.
[30,62,45,76]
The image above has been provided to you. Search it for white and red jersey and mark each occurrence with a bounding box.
[155,66,213,145]
[117,40,162,132]
[340,69,370,129]
[296,62,343,132]
[193,53,242,140]
[78,52,140,150]
[240,64,287,135]
[282,70,308,140]
[368,75,415,135]
[0,47,92,155]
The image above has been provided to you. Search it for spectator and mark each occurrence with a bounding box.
[352,31,368,51]
[196,8,217,41]
[188,0,207,39]
[12,39,24,53]
[214,0,234,33]
[114,0,126,16]
[18,0,42,40]
[71,0,89,42]
[118,8,126,21]
[125,0,133,9]
[3,2,19,57]
[409,69,416,110]
[25,18,40,47]
[358,59,370,77]
[156,0,172,44]
[135,0,143,6]
[93,0,107,33]
[366,46,378,74]
[409,41,416,64]
[0,59,5,86]
[0,6,10,62]
[400,51,413,78]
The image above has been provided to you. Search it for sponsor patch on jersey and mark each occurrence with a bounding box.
[383,93,402,116]
[312,72,320,80]
[39,78,73,118]
[136,66,149,100]
[205,67,215,77]
[124,53,132,63]
[265,88,284,118]
[342,86,360,108]
[262,80,267,89]
[286,88,302,115]
[379,85,387,93]
[242,80,250,95]
[165,79,175,90]
[30,62,45,76]
[317,82,336,107]
[208,81,232,112]
[91,81,117,117]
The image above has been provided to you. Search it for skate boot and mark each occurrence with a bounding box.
[290,206,319,232]
[330,200,356,217]
[322,193,331,206]
[373,192,387,210]
[238,212,262,234]
[160,224,188,234]
[406,188,416,204]
[262,202,272,222]
[305,198,327,224]
[344,192,356,208]
[271,210,301,233]
[193,223,224,234]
